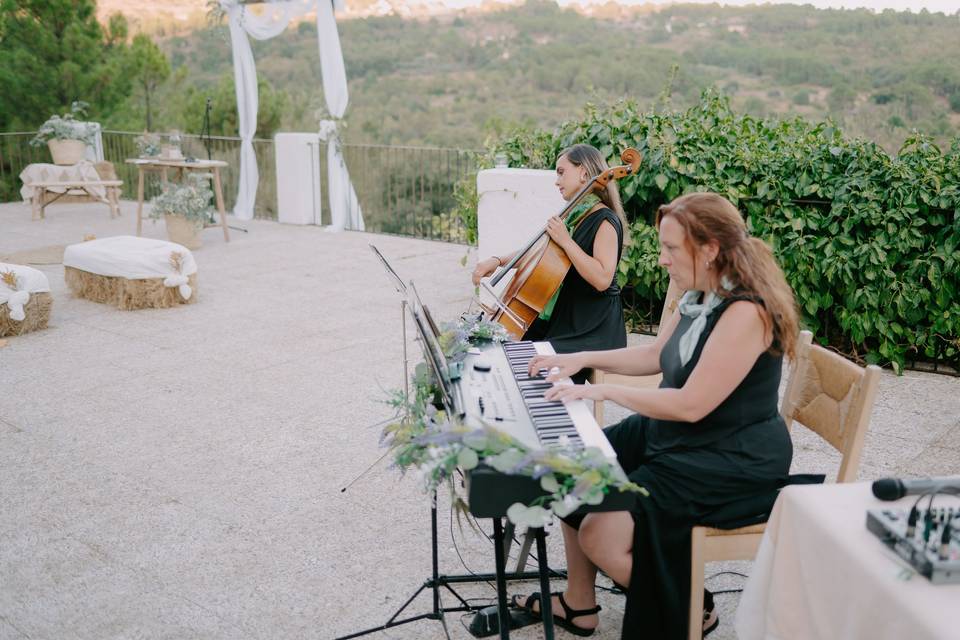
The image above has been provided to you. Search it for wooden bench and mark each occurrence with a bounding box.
[30,179,123,221]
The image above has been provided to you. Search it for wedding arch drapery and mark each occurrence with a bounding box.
[220,0,363,230]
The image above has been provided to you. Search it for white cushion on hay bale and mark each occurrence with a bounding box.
[0,262,52,336]
[63,236,198,310]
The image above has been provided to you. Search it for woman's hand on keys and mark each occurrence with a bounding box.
[544,382,606,403]
[527,352,585,381]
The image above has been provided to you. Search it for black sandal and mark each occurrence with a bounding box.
[702,588,719,638]
[510,591,601,637]
[702,605,719,638]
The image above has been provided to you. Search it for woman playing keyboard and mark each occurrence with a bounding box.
[514,192,799,639]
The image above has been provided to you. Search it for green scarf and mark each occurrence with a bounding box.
[539,194,602,322]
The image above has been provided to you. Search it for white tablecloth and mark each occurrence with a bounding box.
[19,161,106,201]
[63,236,197,279]
[0,263,50,299]
[736,482,959,640]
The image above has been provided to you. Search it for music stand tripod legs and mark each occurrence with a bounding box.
[334,494,476,640]
[334,501,560,640]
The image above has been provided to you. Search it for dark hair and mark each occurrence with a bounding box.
[558,144,627,244]
[656,192,800,359]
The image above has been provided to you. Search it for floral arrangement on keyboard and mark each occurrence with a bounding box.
[382,316,645,527]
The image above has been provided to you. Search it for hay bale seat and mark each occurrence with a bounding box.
[0,263,53,336]
[63,236,198,310]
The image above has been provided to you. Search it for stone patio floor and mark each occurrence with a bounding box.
[1,199,958,639]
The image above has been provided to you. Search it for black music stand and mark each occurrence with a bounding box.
[335,279,552,640]
[369,244,411,404]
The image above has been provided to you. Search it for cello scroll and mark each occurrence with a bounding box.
[593,148,642,190]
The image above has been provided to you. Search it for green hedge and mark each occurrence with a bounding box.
[465,91,960,373]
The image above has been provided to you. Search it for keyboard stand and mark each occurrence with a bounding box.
[502,521,536,573]
[490,520,558,639]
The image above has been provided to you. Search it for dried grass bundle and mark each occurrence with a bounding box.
[65,267,197,310]
[0,292,52,336]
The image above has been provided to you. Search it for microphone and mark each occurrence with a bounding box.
[871,476,960,501]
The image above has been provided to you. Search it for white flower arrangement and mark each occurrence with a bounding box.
[314,108,346,142]
[148,174,215,230]
[135,132,162,157]
[29,101,96,147]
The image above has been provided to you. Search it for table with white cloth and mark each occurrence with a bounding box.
[126,158,230,242]
[19,161,122,220]
[735,482,959,640]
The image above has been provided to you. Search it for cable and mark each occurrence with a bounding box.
[706,570,749,580]
[449,502,498,592]
[703,570,749,597]
[465,510,561,578]
[912,489,935,514]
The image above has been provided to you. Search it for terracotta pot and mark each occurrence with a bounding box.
[164,214,202,250]
[47,139,86,165]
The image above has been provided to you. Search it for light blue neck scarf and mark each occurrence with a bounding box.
[676,276,735,366]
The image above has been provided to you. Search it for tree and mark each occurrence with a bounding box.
[0,1,133,130]
[180,73,287,138]
[130,34,171,131]
[104,13,129,49]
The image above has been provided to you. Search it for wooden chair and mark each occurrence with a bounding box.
[686,329,882,640]
[590,277,681,424]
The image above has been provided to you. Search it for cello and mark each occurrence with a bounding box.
[480,147,642,339]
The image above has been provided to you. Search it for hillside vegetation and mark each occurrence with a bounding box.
[102,1,960,153]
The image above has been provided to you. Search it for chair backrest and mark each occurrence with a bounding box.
[94,161,118,181]
[780,330,882,483]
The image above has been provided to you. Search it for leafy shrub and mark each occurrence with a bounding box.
[458,90,960,372]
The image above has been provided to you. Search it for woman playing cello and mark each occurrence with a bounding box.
[472,144,628,381]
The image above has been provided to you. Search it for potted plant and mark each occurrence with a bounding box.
[134,132,162,158]
[148,174,214,250]
[29,101,96,165]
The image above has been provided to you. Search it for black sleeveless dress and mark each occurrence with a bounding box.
[524,207,627,357]
[601,295,791,639]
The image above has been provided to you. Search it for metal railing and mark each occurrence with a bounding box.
[0,131,478,244]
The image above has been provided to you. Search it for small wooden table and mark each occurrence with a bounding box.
[126,158,230,242]
[30,179,123,220]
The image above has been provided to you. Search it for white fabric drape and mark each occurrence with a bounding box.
[220,0,362,230]
[318,121,363,231]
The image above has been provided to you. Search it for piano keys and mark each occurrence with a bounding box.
[455,340,635,518]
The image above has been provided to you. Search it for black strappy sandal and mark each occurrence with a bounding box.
[510,591,601,637]
[702,605,719,637]
[702,588,719,637]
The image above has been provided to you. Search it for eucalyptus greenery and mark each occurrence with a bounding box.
[149,174,214,229]
[457,90,960,373]
[382,315,645,527]
[29,101,96,147]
